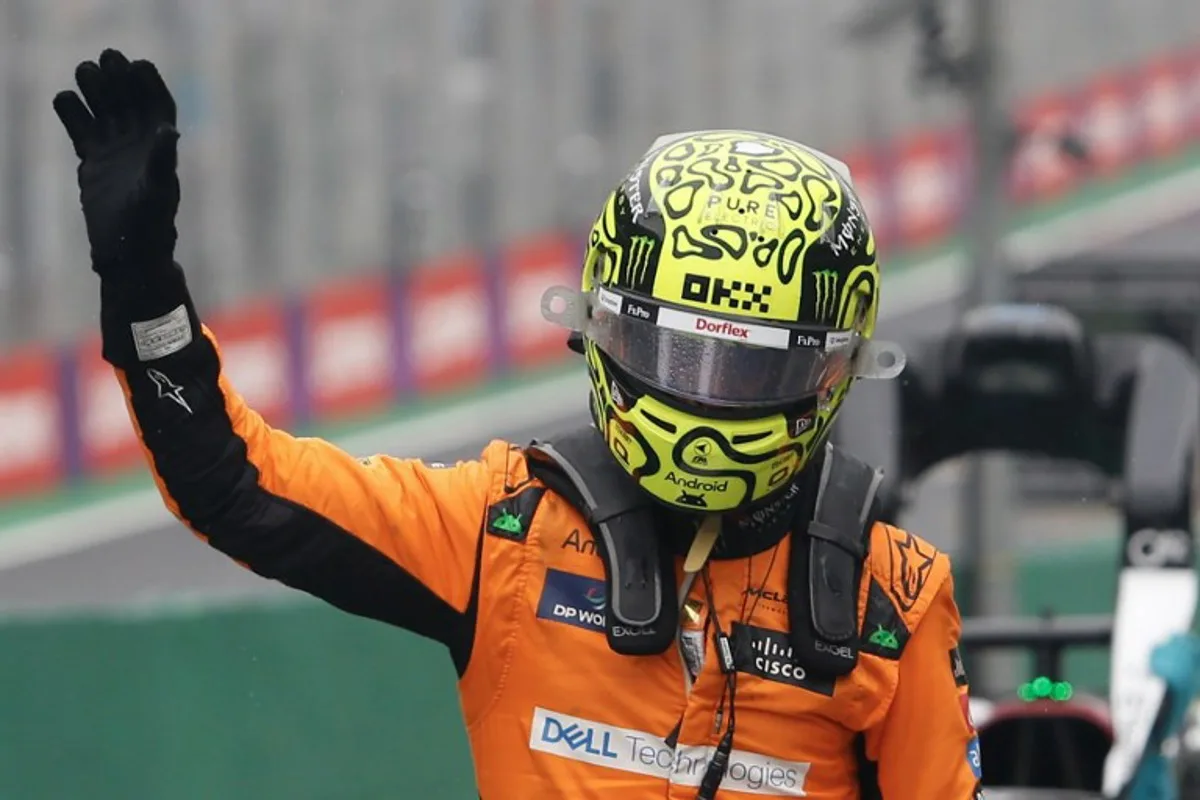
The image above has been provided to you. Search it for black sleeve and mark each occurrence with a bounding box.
[98,267,489,673]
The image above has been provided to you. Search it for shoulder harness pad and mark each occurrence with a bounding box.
[528,426,679,656]
[788,443,885,678]
[527,427,884,675]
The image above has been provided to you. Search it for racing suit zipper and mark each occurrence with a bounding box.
[676,570,700,696]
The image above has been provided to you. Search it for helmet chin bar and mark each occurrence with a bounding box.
[609,396,822,512]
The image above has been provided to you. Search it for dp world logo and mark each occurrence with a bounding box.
[812,269,840,322]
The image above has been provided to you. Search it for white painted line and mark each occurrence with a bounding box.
[1006,163,1200,270]
[3,160,1200,570]
[0,371,589,571]
[882,161,1200,317]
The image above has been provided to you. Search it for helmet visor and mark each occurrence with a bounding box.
[585,287,856,408]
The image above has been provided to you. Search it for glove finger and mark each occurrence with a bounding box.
[130,60,177,127]
[146,123,180,184]
[75,60,114,123]
[98,49,135,127]
[52,90,95,157]
[98,48,131,73]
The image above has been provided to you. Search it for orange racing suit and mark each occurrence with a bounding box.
[114,323,982,799]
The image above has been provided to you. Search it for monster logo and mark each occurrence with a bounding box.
[628,235,657,287]
[812,269,840,323]
[824,194,864,257]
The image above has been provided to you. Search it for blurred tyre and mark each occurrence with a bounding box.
[977,694,1112,791]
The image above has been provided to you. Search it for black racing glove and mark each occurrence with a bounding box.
[54,49,199,368]
[54,48,180,279]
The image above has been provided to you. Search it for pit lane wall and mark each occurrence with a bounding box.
[0,536,1155,799]
[2,47,1200,504]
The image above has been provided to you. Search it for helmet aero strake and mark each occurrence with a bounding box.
[543,130,905,514]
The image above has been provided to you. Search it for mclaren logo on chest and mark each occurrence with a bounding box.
[744,586,788,607]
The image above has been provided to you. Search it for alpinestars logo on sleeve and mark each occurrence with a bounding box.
[147,368,192,414]
[888,530,938,612]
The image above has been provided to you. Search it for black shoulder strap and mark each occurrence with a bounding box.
[787,443,885,679]
[527,425,678,656]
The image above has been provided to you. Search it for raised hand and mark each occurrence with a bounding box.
[53,48,180,279]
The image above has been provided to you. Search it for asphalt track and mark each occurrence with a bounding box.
[1,211,1197,616]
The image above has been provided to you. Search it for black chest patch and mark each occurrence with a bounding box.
[486,486,546,541]
[732,622,836,696]
[858,577,912,660]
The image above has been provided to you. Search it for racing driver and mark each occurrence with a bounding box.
[54,49,984,799]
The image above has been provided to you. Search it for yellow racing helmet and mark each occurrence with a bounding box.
[542,130,905,513]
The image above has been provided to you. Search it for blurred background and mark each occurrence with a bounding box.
[0,0,1199,797]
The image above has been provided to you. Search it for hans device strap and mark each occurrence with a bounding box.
[527,428,882,671]
[528,427,679,656]
[788,443,885,679]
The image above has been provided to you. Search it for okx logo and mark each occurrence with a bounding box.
[811,269,840,322]
[681,273,773,314]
